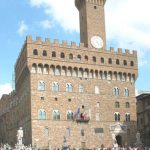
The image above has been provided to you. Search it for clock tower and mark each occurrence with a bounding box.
[75,0,106,49]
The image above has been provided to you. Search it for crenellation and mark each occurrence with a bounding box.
[125,49,130,54]
[44,38,51,45]
[79,42,84,48]
[62,40,67,46]
[110,47,114,53]
[118,48,122,54]
[35,37,42,44]
[71,41,77,47]
[26,35,32,43]
[53,39,59,45]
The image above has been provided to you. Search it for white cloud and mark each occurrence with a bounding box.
[29,0,79,32]
[17,20,28,36]
[40,20,53,29]
[0,83,12,99]
[29,0,150,64]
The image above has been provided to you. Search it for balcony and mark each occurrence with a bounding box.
[76,116,90,123]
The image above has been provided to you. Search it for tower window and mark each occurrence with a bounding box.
[94,6,97,9]
[60,52,65,59]
[116,59,120,65]
[93,56,96,63]
[33,49,38,55]
[43,50,47,56]
[108,58,112,64]
[131,61,134,66]
[101,57,104,64]
[52,51,56,57]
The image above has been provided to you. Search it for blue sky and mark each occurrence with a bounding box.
[0,0,150,97]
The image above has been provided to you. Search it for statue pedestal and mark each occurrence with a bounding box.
[135,140,143,148]
[15,144,25,149]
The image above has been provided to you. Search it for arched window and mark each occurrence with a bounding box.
[52,82,59,92]
[130,61,134,66]
[77,55,81,61]
[38,109,46,120]
[55,67,61,75]
[114,112,120,121]
[53,110,60,120]
[52,51,56,57]
[108,58,112,64]
[66,83,73,92]
[43,65,49,74]
[43,50,47,56]
[123,60,127,66]
[115,102,120,108]
[60,52,65,59]
[116,59,120,65]
[93,56,96,63]
[125,113,130,122]
[124,88,129,97]
[113,87,119,96]
[38,80,45,91]
[38,64,43,73]
[33,49,38,55]
[31,64,37,73]
[85,55,88,61]
[126,102,130,108]
[67,110,74,120]
[69,53,73,60]
[79,84,84,93]
[101,57,104,63]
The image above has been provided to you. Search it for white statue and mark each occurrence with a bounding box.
[17,127,23,145]
[112,133,116,143]
[136,131,141,142]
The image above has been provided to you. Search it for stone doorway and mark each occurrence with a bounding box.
[116,135,122,146]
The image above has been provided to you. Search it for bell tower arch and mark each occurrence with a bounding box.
[75,0,106,49]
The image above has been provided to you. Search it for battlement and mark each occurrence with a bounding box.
[75,0,106,10]
[26,36,137,57]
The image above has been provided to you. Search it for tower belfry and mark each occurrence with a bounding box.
[75,0,106,49]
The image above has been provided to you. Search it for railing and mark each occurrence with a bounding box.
[76,117,90,123]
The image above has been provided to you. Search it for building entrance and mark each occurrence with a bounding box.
[116,135,122,146]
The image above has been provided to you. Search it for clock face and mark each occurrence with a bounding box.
[91,36,103,49]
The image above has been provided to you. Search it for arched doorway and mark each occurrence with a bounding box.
[116,135,122,146]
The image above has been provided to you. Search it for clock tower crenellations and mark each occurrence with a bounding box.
[75,0,106,49]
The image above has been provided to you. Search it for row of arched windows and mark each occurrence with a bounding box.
[114,112,130,122]
[115,102,130,108]
[38,109,131,122]
[32,64,136,83]
[33,49,135,67]
[38,80,130,96]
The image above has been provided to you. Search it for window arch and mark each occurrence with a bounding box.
[67,110,74,120]
[38,109,46,120]
[115,102,120,108]
[116,59,120,65]
[108,58,112,64]
[79,84,84,93]
[31,64,37,73]
[85,55,88,61]
[38,64,43,73]
[113,87,119,96]
[43,65,49,74]
[93,56,96,63]
[130,61,134,66]
[33,49,38,55]
[43,50,47,56]
[69,53,73,60]
[52,82,59,92]
[125,113,130,122]
[126,102,130,108]
[52,51,56,57]
[123,60,127,66]
[53,110,60,120]
[55,67,61,75]
[60,52,65,59]
[38,80,45,91]
[66,83,73,92]
[101,57,104,63]
[77,55,81,61]
[124,88,129,97]
[114,112,120,121]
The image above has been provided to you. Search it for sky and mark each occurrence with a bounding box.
[0,0,150,98]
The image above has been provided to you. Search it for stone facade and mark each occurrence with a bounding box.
[137,92,150,146]
[0,0,138,149]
